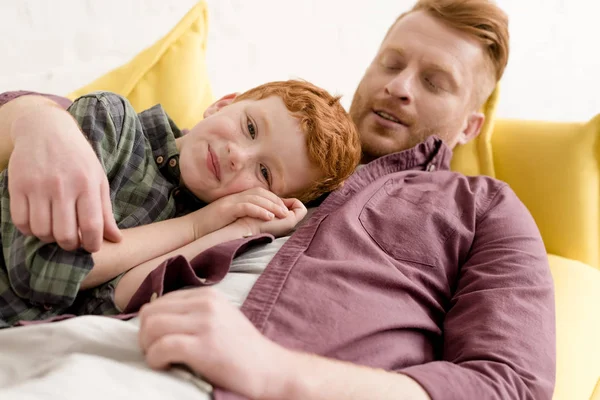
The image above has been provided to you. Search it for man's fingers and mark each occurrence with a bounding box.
[100,180,122,243]
[76,190,103,253]
[9,192,32,236]
[145,334,204,371]
[29,197,53,242]
[51,197,79,251]
[140,313,208,352]
[140,288,219,316]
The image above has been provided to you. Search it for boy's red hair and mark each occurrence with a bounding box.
[236,80,361,202]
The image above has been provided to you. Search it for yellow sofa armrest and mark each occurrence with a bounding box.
[549,254,600,400]
[491,116,600,269]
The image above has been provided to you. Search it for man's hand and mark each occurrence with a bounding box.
[234,197,307,238]
[8,103,121,252]
[138,288,291,400]
[138,287,431,400]
[191,187,290,239]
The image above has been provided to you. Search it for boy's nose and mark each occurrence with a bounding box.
[226,142,249,172]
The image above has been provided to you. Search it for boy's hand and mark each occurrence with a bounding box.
[192,188,290,240]
[233,198,307,238]
[8,104,122,252]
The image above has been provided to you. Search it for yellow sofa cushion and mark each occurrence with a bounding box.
[491,115,600,269]
[450,85,500,177]
[68,1,213,130]
[549,254,600,400]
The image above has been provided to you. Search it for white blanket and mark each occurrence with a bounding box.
[0,236,292,400]
[0,316,212,400]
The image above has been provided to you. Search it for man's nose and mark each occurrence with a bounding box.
[384,69,414,104]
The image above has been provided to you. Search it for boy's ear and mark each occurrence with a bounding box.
[203,93,239,118]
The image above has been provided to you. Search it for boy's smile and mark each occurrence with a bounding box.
[206,144,221,182]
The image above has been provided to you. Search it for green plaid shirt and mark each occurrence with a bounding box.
[0,92,204,326]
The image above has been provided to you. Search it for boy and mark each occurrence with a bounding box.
[0,80,361,326]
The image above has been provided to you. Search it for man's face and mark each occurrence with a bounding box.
[350,11,487,161]
[178,95,321,203]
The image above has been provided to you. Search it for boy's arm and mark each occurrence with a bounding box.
[0,92,120,251]
[113,198,305,310]
[113,221,252,310]
[86,187,293,290]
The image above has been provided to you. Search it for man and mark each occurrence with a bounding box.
[0,0,555,399]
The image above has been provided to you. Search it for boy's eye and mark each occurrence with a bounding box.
[247,118,256,139]
[260,164,271,186]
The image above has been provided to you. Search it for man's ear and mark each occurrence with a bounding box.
[203,92,239,118]
[456,112,485,145]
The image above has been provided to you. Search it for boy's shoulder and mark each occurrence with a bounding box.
[71,91,137,120]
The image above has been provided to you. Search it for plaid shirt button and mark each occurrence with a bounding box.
[169,158,177,167]
[156,155,164,164]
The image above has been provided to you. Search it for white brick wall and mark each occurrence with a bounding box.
[1,0,599,121]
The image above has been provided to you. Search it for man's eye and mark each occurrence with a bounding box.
[247,118,256,139]
[382,61,401,70]
[425,78,438,90]
[260,164,270,185]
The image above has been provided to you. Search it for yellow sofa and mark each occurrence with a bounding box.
[65,2,600,399]
[489,117,600,400]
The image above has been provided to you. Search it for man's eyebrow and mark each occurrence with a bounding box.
[254,107,286,195]
[386,47,461,88]
[425,62,461,89]
[382,47,405,58]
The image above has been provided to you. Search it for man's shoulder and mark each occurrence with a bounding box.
[375,169,513,218]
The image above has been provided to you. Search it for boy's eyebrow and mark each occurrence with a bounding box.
[255,109,286,195]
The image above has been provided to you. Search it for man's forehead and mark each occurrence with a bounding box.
[382,11,484,74]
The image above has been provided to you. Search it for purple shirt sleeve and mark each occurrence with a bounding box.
[0,91,72,109]
[400,186,556,400]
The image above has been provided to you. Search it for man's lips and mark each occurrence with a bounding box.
[373,109,407,126]
[207,145,221,181]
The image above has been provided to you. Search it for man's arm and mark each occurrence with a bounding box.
[399,185,556,399]
[0,92,120,251]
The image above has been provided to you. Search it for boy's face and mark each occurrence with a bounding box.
[177,95,322,203]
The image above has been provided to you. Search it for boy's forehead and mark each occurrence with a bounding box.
[243,96,301,131]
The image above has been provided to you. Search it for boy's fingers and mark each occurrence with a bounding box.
[234,203,274,221]
[247,188,286,210]
[247,194,288,218]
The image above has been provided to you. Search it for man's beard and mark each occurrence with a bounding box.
[350,89,438,161]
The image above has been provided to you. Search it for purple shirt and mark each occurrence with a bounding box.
[216,137,555,399]
[1,92,555,399]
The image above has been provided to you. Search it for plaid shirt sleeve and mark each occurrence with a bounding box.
[0,92,139,309]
